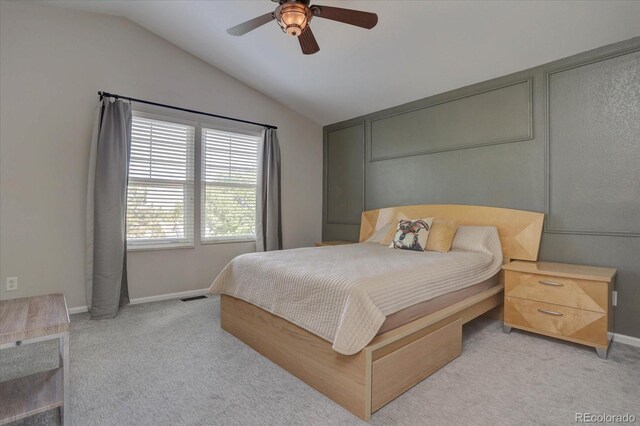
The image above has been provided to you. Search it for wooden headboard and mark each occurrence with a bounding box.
[359,204,544,262]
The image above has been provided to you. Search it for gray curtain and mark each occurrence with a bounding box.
[256,128,282,251]
[85,99,132,319]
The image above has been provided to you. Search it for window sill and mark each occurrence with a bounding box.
[127,243,195,252]
[201,239,256,246]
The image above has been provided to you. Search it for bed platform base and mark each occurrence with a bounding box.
[220,204,544,419]
[221,284,503,420]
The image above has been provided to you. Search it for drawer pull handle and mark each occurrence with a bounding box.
[537,308,564,317]
[538,280,564,287]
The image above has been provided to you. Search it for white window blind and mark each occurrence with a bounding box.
[201,127,260,242]
[127,114,195,248]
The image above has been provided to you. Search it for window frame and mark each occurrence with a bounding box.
[199,122,262,245]
[126,111,263,252]
[126,111,197,251]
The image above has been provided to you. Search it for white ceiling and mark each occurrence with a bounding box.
[49,1,640,125]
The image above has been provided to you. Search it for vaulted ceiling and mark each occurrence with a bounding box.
[50,1,640,125]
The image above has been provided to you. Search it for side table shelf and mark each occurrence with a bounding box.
[0,368,63,423]
[0,294,70,425]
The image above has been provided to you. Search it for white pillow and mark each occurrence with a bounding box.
[364,223,391,244]
[451,226,503,262]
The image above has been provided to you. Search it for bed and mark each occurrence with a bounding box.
[211,204,544,419]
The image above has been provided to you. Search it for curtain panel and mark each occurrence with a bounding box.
[85,99,132,319]
[256,129,282,252]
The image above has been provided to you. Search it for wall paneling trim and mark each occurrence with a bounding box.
[545,46,640,236]
[323,121,365,241]
[369,78,533,161]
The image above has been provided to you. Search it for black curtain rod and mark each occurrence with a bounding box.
[98,91,277,130]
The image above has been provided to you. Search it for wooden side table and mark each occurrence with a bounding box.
[314,241,354,247]
[502,261,616,359]
[0,294,70,425]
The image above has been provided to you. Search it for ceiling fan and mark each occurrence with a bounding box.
[226,0,378,55]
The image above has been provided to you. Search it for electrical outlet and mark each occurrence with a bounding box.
[6,277,18,291]
[612,291,618,307]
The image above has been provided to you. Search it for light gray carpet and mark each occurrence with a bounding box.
[2,295,638,426]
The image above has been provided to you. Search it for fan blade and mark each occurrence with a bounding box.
[299,27,320,55]
[227,12,275,36]
[311,5,378,29]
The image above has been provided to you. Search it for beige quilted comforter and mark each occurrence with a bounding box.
[210,226,503,355]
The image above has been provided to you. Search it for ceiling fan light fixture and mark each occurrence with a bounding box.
[275,2,312,37]
[227,1,378,55]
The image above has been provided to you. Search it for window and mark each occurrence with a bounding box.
[127,114,195,249]
[125,112,260,249]
[201,127,260,242]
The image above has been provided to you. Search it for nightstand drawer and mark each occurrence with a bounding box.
[505,297,608,346]
[505,271,608,313]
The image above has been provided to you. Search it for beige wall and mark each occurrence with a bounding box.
[0,2,323,308]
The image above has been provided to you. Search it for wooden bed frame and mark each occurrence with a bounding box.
[221,205,544,419]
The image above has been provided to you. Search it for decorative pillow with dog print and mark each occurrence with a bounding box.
[380,212,408,246]
[389,218,434,251]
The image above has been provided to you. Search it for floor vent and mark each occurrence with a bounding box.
[180,295,208,302]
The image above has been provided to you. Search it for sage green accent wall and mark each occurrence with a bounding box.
[323,36,640,338]
[326,124,365,224]
[323,123,365,242]
[547,49,640,235]
[324,223,361,244]
[370,79,532,161]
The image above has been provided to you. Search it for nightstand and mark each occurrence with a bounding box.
[314,241,354,247]
[502,261,616,359]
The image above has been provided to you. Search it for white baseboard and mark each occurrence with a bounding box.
[613,333,640,348]
[129,288,210,305]
[67,288,210,315]
[68,305,89,314]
